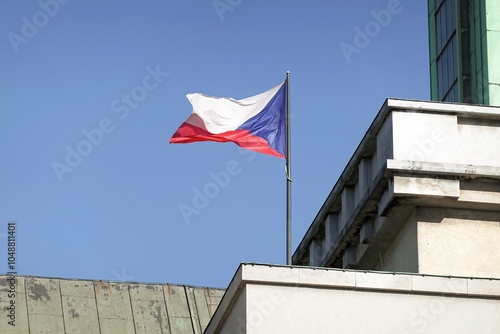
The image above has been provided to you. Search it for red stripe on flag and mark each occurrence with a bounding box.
[170,122,284,158]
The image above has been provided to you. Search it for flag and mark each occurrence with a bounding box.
[169,80,286,158]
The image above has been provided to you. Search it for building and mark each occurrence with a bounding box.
[4,3,500,332]
[206,263,500,333]
[0,275,224,334]
[292,99,500,278]
[3,99,500,333]
[207,98,500,333]
[428,0,500,105]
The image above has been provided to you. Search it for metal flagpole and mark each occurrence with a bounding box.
[286,71,292,265]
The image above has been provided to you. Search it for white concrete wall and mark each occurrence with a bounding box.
[391,111,500,167]
[392,111,458,164]
[208,265,500,334]
[457,118,500,166]
[242,284,500,334]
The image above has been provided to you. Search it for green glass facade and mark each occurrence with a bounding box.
[428,0,500,106]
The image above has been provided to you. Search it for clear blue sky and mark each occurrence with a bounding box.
[0,0,429,288]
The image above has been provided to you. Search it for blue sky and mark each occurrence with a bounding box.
[0,0,429,288]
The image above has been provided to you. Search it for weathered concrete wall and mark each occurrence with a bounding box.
[375,112,393,177]
[218,286,246,334]
[374,210,418,273]
[417,207,500,278]
[372,206,500,278]
[0,275,224,334]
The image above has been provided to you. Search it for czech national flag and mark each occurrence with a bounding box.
[169,80,286,158]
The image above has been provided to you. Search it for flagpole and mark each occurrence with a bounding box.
[286,71,292,265]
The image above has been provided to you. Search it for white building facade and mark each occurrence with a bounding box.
[205,99,500,333]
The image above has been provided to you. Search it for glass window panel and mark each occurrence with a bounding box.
[444,48,449,92]
[436,0,444,11]
[437,58,442,99]
[449,47,454,90]
[435,0,458,56]
[443,48,449,93]
[438,55,446,100]
[436,9,442,51]
[451,35,457,80]
[437,58,443,99]
[436,32,458,102]
[440,8,446,50]
[446,0,451,40]
[444,82,457,103]
[450,0,456,30]
[444,90,449,102]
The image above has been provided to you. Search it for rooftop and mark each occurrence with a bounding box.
[205,263,500,333]
[0,274,224,334]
